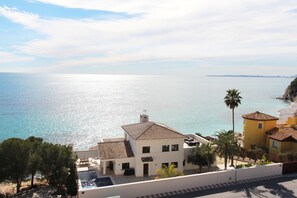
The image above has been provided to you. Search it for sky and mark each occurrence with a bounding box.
[0,0,297,75]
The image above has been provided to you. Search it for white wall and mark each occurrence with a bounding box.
[101,137,125,142]
[236,163,282,181]
[78,163,283,198]
[113,158,136,175]
[134,138,185,177]
[78,170,234,198]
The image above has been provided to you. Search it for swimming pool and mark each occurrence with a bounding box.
[79,170,114,189]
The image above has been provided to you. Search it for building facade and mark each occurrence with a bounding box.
[76,113,209,177]
[243,111,297,154]
[242,111,278,150]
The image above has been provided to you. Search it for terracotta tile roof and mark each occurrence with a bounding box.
[266,127,279,135]
[98,141,134,160]
[269,132,292,141]
[121,121,186,140]
[268,127,297,141]
[242,111,278,121]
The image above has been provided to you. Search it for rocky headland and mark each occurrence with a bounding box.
[283,77,297,102]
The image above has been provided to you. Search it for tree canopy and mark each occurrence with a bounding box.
[0,137,77,195]
[187,143,216,172]
[156,164,183,178]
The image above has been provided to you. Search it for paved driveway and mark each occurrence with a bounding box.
[166,175,297,198]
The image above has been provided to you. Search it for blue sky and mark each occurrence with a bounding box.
[1,0,297,75]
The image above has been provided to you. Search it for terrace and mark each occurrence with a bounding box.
[76,157,222,190]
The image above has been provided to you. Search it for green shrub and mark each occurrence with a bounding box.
[235,164,244,169]
[244,163,253,168]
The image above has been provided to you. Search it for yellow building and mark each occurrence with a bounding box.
[267,127,297,154]
[242,111,278,150]
[243,111,297,154]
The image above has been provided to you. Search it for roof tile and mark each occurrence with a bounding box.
[98,141,134,160]
[121,121,186,140]
[242,111,278,121]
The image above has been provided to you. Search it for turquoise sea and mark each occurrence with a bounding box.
[0,73,292,149]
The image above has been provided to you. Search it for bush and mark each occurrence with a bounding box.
[244,163,253,168]
[235,164,244,169]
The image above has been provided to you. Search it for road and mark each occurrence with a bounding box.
[166,175,297,198]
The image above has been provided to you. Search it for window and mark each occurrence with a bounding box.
[142,146,150,153]
[272,140,278,148]
[162,145,169,152]
[258,122,263,129]
[172,144,179,151]
[122,162,130,170]
[171,162,178,168]
[162,163,169,168]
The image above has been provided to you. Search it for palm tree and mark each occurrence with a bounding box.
[228,139,240,166]
[156,164,183,178]
[224,89,242,132]
[200,143,216,171]
[187,143,216,172]
[213,130,235,170]
[187,145,207,172]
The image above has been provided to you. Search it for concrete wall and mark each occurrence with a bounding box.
[78,163,283,198]
[78,170,234,198]
[236,163,282,181]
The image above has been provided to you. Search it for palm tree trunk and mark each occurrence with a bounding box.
[231,108,235,166]
[224,151,228,170]
[232,108,234,132]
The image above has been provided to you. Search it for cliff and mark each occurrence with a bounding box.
[283,77,297,102]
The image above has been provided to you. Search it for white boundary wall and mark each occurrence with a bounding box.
[236,163,282,181]
[79,170,234,198]
[78,163,282,198]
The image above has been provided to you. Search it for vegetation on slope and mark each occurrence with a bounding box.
[0,137,77,196]
[283,77,297,102]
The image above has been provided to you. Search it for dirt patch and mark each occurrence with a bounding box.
[0,179,48,197]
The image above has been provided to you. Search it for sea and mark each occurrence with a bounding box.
[0,73,292,150]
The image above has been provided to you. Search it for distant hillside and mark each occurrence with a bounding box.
[283,77,297,102]
[206,74,296,78]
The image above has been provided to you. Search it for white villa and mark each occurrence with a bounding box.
[75,113,210,177]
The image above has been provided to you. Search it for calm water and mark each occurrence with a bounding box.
[0,73,291,149]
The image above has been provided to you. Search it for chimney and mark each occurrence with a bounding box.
[140,110,149,123]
